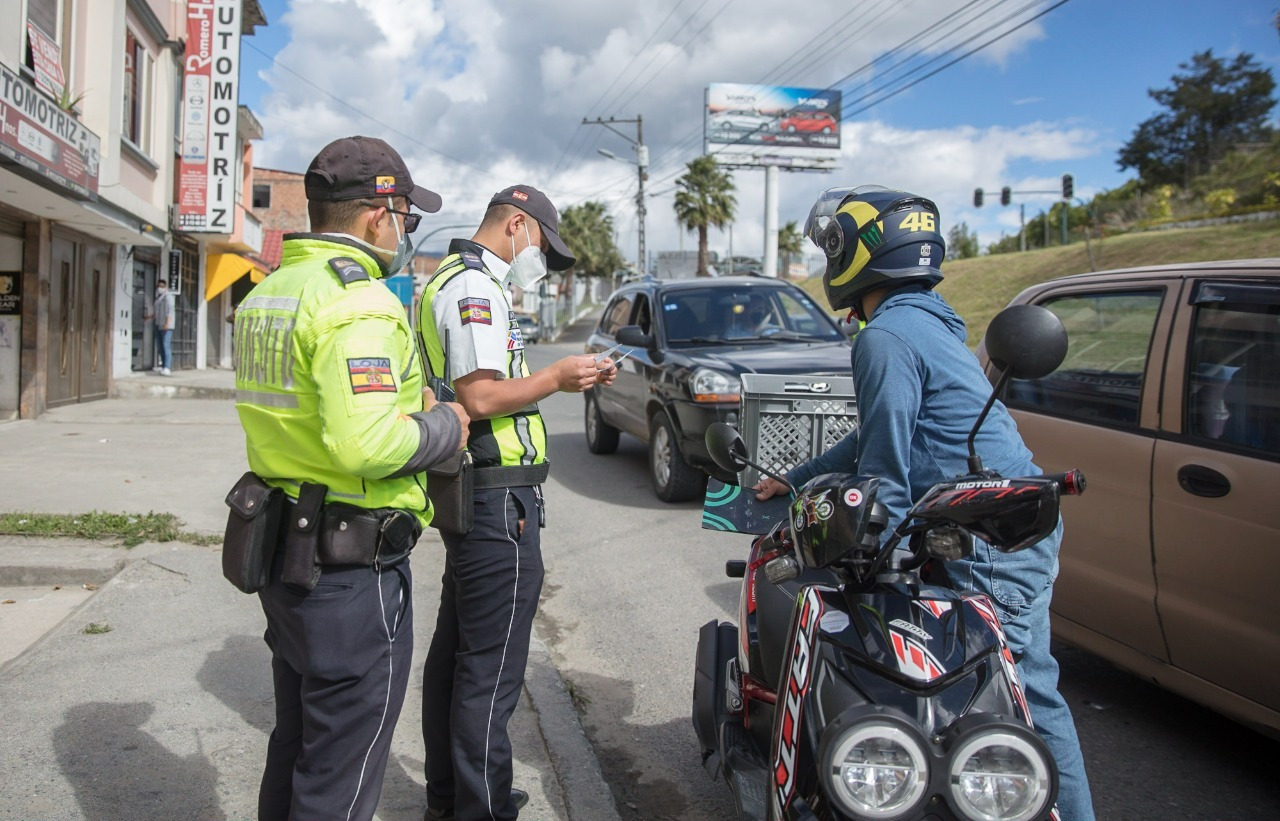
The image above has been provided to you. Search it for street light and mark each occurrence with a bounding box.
[584,116,648,274]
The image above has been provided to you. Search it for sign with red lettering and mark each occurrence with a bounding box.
[0,63,100,199]
[25,23,65,99]
[178,0,240,233]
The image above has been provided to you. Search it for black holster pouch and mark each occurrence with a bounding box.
[222,472,284,594]
[281,482,327,591]
[426,450,474,535]
[318,504,421,567]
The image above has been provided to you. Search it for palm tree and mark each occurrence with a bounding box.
[674,155,736,276]
[557,200,625,305]
[776,220,804,278]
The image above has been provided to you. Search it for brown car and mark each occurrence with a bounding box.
[977,258,1280,737]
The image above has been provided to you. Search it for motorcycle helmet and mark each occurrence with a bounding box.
[803,185,946,318]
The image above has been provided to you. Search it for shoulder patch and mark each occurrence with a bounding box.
[329,257,370,286]
[459,251,484,270]
[459,297,492,325]
[347,357,396,394]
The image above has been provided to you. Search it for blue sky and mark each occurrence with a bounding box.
[237,0,1280,261]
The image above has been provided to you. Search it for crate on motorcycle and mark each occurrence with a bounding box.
[737,374,858,488]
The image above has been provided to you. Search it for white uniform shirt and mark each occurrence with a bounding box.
[429,246,529,383]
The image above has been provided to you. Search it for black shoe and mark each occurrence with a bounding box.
[424,789,529,820]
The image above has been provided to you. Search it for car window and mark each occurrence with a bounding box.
[1005,290,1164,426]
[777,290,840,338]
[660,287,841,344]
[600,294,634,336]
[633,293,652,335]
[1186,282,1280,455]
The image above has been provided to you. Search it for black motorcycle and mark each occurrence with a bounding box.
[692,305,1082,821]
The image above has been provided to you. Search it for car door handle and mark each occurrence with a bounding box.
[1176,464,1231,498]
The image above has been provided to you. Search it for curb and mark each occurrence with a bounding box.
[111,379,236,401]
[525,625,623,821]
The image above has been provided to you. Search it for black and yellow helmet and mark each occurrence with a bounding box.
[804,185,945,315]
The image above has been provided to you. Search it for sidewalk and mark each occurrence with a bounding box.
[0,390,620,821]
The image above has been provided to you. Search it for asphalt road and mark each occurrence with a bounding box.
[531,320,1280,821]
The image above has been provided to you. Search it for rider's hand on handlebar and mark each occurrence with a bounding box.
[754,476,788,501]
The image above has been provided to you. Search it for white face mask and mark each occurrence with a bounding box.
[507,223,548,289]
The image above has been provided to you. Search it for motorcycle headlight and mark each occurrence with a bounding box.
[948,730,1053,821]
[823,720,929,819]
[690,368,740,403]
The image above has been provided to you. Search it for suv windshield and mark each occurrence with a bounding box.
[660,286,842,345]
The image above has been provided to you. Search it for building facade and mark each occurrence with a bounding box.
[0,0,265,419]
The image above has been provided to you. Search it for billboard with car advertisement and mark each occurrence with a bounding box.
[704,83,841,169]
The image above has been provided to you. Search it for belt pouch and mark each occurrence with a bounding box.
[319,503,382,565]
[282,482,327,590]
[426,450,474,535]
[377,509,422,566]
[221,472,283,594]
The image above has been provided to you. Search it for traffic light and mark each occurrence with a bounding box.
[1000,186,1011,206]
[973,188,984,208]
[1062,174,1074,200]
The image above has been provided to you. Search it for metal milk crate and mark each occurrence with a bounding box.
[736,374,858,488]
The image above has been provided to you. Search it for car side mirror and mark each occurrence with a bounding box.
[616,324,653,349]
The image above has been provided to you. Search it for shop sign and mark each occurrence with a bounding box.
[0,271,20,315]
[168,249,183,294]
[25,23,66,99]
[0,63,100,199]
[177,0,241,233]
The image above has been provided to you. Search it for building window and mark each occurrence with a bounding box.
[25,0,72,98]
[252,184,272,209]
[122,28,154,153]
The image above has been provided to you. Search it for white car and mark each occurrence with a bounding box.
[709,109,772,132]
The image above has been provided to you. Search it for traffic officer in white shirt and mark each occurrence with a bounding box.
[417,185,616,820]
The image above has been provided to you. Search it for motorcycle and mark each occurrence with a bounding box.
[692,305,1083,821]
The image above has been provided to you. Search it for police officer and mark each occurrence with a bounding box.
[417,185,616,821]
[234,135,469,821]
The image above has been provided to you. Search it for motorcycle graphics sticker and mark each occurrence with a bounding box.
[889,629,946,681]
[772,586,824,817]
[914,599,953,619]
[964,594,1032,724]
[793,490,834,529]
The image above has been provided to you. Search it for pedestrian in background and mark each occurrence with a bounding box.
[416,185,616,821]
[234,135,468,821]
[147,278,175,375]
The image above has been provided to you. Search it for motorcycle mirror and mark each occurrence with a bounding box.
[705,422,749,473]
[984,304,1068,380]
[966,305,1068,473]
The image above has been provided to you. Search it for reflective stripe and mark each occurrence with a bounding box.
[241,295,300,312]
[277,478,367,501]
[236,389,299,408]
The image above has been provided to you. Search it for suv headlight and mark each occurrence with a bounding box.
[822,719,929,819]
[690,368,740,403]
[948,730,1053,821]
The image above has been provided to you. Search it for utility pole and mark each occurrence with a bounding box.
[1019,203,1026,252]
[585,115,647,274]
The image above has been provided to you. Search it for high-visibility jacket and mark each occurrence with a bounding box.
[234,233,449,526]
[418,240,547,471]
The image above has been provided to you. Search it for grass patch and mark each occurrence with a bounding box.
[0,511,221,547]
[83,621,112,635]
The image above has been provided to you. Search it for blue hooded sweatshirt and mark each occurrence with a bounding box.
[787,285,1039,535]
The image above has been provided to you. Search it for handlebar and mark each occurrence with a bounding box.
[1043,469,1086,496]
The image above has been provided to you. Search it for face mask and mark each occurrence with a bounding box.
[507,223,548,289]
[381,197,412,276]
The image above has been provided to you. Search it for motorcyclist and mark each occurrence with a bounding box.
[754,185,1096,821]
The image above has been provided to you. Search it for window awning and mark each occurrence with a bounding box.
[205,253,267,301]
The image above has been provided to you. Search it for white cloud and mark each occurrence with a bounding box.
[247,0,1097,261]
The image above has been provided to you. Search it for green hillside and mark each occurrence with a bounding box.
[798,216,1280,346]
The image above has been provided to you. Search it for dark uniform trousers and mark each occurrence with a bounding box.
[422,485,544,821]
[258,554,414,821]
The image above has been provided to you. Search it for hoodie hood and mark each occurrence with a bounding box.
[871,285,967,345]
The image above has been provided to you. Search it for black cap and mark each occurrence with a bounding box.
[488,185,575,271]
[305,136,442,213]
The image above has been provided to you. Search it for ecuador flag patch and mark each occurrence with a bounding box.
[459,297,492,326]
[347,357,396,394]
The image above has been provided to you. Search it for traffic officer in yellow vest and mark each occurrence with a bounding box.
[233,135,469,821]
[417,185,616,820]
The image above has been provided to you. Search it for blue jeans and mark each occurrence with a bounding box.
[943,519,1096,821]
[156,327,172,369]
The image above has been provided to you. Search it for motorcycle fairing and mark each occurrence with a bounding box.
[769,584,827,820]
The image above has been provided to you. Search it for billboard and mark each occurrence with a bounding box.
[178,0,241,233]
[705,83,841,170]
[0,63,100,199]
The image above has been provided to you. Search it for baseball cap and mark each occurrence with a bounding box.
[488,185,576,271]
[304,136,442,213]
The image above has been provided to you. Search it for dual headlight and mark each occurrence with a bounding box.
[821,711,1056,821]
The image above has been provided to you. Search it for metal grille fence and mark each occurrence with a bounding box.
[737,374,858,487]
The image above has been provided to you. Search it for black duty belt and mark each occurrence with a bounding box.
[281,499,421,568]
[472,462,550,489]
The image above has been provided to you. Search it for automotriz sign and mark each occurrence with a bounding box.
[178,0,241,232]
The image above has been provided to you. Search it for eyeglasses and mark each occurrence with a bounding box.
[362,200,421,234]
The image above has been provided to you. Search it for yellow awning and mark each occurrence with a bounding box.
[205,253,267,301]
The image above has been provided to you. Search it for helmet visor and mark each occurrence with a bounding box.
[804,185,897,257]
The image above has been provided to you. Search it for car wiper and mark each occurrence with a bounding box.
[763,330,838,341]
[673,336,722,344]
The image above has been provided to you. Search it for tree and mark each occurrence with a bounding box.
[946,221,979,260]
[674,155,737,277]
[776,220,804,277]
[1118,50,1276,187]
[557,201,624,305]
